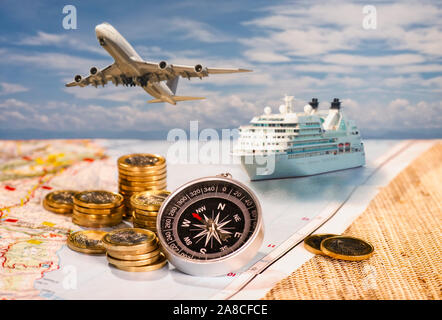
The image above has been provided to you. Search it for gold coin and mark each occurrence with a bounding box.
[67,230,107,254]
[72,210,123,221]
[133,212,157,222]
[119,182,167,192]
[118,168,167,177]
[44,190,77,209]
[43,200,72,214]
[107,247,160,260]
[130,190,170,211]
[110,253,167,272]
[118,164,166,174]
[117,154,166,171]
[73,204,125,215]
[107,252,161,267]
[122,214,132,221]
[118,185,167,198]
[102,228,157,252]
[74,190,123,209]
[118,178,167,187]
[132,218,157,227]
[304,234,339,255]
[320,236,375,261]
[72,217,122,228]
[132,222,157,232]
[118,172,167,181]
[106,239,159,255]
[133,208,159,217]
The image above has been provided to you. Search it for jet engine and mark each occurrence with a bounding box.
[74,75,82,82]
[158,61,169,70]
[194,64,207,74]
[90,67,98,75]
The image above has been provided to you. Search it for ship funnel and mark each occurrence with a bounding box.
[309,98,319,110]
[330,98,341,110]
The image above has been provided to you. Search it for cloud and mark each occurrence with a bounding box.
[17,31,106,56]
[322,54,426,66]
[0,82,28,95]
[243,50,291,63]
[167,19,231,43]
[241,1,442,61]
[0,49,109,74]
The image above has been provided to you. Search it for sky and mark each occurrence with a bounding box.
[0,0,441,139]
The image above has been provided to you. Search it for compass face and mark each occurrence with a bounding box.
[158,178,260,263]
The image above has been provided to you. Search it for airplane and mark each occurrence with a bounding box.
[66,22,252,105]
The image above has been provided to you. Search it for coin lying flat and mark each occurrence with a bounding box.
[102,228,157,252]
[74,190,123,209]
[131,219,157,228]
[320,236,374,261]
[111,253,168,272]
[72,210,123,222]
[118,168,167,177]
[67,230,107,254]
[132,222,157,231]
[119,183,167,192]
[133,208,159,217]
[107,247,161,260]
[107,252,161,267]
[118,185,166,197]
[43,200,72,214]
[117,154,166,171]
[130,190,170,211]
[119,178,168,187]
[132,212,157,222]
[44,190,77,209]
[304,234,339,255]
[72,217,122,228]
[73,204,125,215]
[119,172,167,181]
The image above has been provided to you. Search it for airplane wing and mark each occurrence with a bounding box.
[132,60,252,81]
[65,63,121,87]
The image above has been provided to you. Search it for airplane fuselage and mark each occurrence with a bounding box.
[95,23,175,103]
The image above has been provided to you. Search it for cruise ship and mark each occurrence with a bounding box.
[233,95,365,180]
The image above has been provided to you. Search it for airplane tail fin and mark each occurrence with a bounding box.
[147,96,205,104]
[166,76,179,94]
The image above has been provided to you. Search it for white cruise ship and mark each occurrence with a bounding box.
[233,95,365,180]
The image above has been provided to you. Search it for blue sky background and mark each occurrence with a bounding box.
[0,0,441,139]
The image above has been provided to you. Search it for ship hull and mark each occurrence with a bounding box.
[240,151,366,181]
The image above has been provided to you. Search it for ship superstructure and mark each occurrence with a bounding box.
[233,96,365,180]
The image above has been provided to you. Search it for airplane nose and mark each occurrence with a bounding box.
[95,24,107,45]
[95,24,105,37]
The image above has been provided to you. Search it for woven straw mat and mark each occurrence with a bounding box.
[263,142,441,300]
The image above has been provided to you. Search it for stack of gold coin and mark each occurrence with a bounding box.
[72,190,124,228]
[117,153,167,219]
[130,190,170,232]
[103,228,167,272]
[42,190,77,214]
[67,230,107,255]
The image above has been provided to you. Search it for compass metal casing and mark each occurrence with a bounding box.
[157,175,264,276]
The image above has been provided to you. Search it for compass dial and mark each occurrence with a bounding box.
[157,176,263,276]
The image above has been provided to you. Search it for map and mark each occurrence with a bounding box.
[0,140,113,299]
[0,139,435,299]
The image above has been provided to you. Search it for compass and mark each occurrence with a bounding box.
[157,174,264,276]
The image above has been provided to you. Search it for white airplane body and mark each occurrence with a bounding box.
[66,23,251,105]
